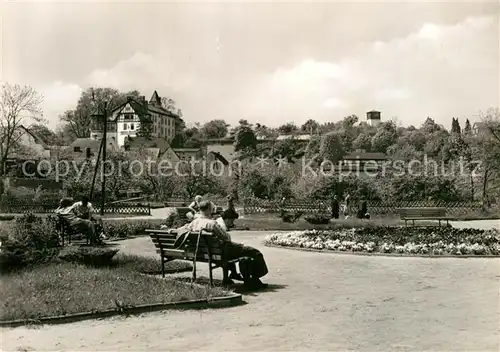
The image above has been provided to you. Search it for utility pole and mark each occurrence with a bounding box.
[100,102,108,216]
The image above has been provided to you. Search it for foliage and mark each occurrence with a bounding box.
[319,131,345,163]
[233,120,257,155]
[0,83,44,176]
[200,119,229,139]
[0,261,225,322]
[304,214,331,225]
[0,213,59,269]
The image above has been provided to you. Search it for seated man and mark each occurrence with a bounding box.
[174,201,268,289]
[55,198,98,244]
[72,196,106,240]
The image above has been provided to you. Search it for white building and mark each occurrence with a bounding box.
[90,91,181,148]
[367,110,381,127]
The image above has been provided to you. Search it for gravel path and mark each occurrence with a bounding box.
[1,221,499,351]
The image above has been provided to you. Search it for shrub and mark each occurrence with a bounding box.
[58,246,119,266]
[304,214,331,225]
[0,213,60,270]
[104,219,165,239]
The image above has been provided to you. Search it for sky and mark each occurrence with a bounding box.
[1,0,499,130]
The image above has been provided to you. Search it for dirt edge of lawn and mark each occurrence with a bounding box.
[0,292,243,328]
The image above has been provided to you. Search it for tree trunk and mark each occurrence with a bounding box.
[482,168,489,209]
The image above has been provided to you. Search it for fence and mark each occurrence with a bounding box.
[242,198,485,217]
[0,201,151,216]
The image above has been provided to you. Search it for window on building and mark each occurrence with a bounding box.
[124,113,133,120]
[130,123,134,130]
[74,146,81,152]
[123,123,128,130]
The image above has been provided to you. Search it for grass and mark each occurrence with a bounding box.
[112,253,193,275]
[0,257,221,322]
[232,214,440,231]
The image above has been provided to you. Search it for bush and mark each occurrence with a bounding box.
[304,214,331,225]
[104,219,165,239]
[58,246,120,266]
[0,213,60,270]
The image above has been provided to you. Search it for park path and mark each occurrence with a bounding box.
[1,221,499,351]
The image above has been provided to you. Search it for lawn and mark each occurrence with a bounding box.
[232,213,439,231]
[0,254,225,322]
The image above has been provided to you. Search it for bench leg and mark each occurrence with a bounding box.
[161,255,165,278]
[222,262,229,283]
[412,220,415,227]
[439,220,441,227]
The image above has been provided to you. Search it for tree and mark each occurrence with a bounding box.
[371,122,397,153]
[277,122,298,135]
[200,119,229,139]
[160,96,182,117]
[464,119,472,135]
[60,87,142,139]
[422,117,444,134]
[234,120,257,156]
[0,83,43,175]
[352,133,372,151]
[300,119,320,134]
[319,132,345,164]
[451,118,461,134]
[29,124,58,145]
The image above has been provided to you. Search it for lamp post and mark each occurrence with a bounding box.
[90,93,109,216]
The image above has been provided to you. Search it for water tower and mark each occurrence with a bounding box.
[367,110,381,127]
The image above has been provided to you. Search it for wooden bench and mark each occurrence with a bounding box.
[146,229,241,285]
[55,215,89,246]
[398,207,452,227]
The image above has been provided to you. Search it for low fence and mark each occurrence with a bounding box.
[242,198,485,217]
[0,202,151,216]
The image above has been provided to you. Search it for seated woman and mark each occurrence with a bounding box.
[72,196,106,240]
[55,198,99,244]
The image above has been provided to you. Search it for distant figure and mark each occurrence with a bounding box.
[330,195,340,219]
[221,195,239,229]
[188,195,203,218]
[356,200,370,219]
[342,193,351,218]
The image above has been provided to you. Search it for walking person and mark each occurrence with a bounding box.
[330,195,340,219]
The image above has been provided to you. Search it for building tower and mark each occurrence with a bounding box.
[367,110,381,127]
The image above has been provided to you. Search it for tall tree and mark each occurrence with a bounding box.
[277,122,299,135]
[463,119,472,135]
[60,87,141,138]
[200,119,229,139]
[0,83,43,175]
[451,118,461,134]
[234,120,257,157]
[300,119,320,134]
[319,132,345,164]
[28,124,58,145]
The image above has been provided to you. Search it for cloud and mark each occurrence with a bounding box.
[38,14,498,130]
[40,81,82,129]
[239,15,498,127]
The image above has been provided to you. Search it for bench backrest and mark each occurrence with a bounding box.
[398,207,446,218]
[176,207,192,219]
[176,206,224,218]
[147,229,225,262]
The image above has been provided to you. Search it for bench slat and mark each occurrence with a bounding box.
[157,249,185,257]
[155,249,222,262]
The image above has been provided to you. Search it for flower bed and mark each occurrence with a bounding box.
[265,227,500,256]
